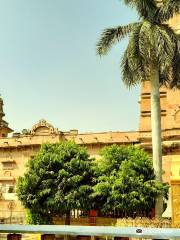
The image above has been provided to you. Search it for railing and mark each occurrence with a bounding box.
[0,225,180,240]
[0,211,25,225]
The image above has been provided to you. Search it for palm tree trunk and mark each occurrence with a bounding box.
[150,63,163,218]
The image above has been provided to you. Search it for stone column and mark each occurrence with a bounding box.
[171,178,180,226]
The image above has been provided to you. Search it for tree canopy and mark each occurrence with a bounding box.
[17,142,169,221]
[92,145,168,217]
[97,0,180,88]
[16,141,95,224]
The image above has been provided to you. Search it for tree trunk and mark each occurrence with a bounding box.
[65,211,71,225]
[150,63,163,218]
[64,211,71,240]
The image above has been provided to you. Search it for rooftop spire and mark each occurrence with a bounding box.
[0,96,13,137]
[0,96,5,121]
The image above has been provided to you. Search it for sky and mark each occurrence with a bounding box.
[0,0,139,133]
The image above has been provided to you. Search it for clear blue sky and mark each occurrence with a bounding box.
[0,0,139,133]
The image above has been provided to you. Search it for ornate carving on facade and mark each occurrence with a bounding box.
[173,106,180,124]
[31,119,59,135]
[4,171,11,177]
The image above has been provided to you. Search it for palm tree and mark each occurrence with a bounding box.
[96,0,180,218]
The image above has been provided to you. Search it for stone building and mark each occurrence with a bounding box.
[0,14,179,224]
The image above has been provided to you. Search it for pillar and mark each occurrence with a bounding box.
[171,178,180,226]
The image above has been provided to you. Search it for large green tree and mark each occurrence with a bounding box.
[92,145,168,217]
[16,141,95,225]
[96,0,180,217]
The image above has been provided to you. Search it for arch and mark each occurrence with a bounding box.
[31,119,59,135]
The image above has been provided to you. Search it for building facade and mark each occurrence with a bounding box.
[0,13,179,224]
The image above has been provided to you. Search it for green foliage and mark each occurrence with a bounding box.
[26,209,51,224]
[120,0,180,23]
[17,141,95,224]
[92,145,168,217]
[97,0,180,88]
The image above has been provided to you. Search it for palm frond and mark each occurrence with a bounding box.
[97,1,180,89]
[139,21,152,61]
[152,24,177,72]
[170,53,180,89]
[158,0,180,22]
[138,20,178,86]
[121,50,135,87]
[121,23,147,87]
[96,23,139,56]
[157,27,180,88]
[159,66,171,87]
[121,0,158,21]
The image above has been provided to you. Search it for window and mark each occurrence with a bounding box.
[0,183,15,193]
[2,161,15,170]
[8,185,15,193]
